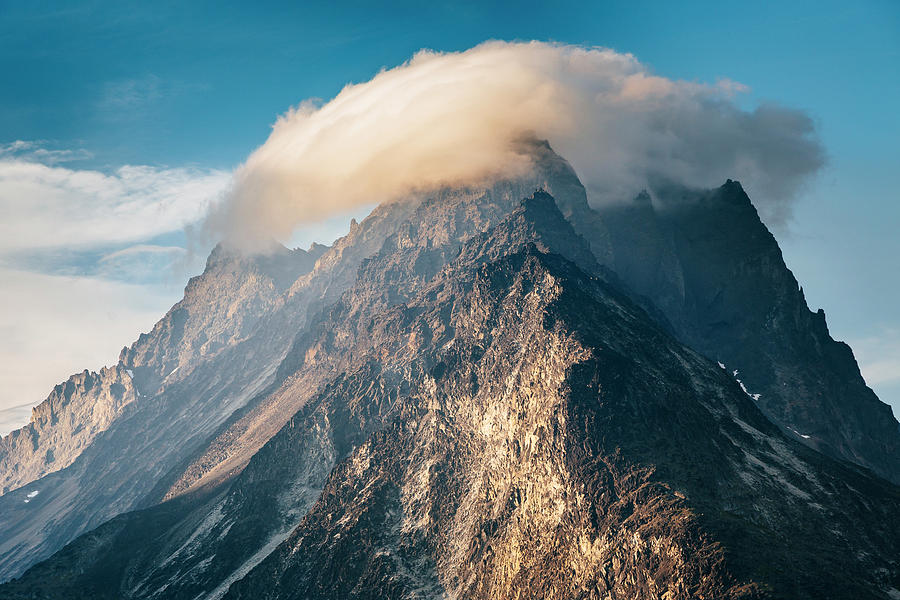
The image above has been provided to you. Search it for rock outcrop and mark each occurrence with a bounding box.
[0,366,138,495]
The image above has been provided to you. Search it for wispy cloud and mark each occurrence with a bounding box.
[0,144,231,428]
[848,328,900,417]
[95,74,208,120]
[0,403,36,438]
[97,244,190,283]
[0,140,92,165]
[852,328,900,387]
[0,157,230,252]
[97,74,164,111]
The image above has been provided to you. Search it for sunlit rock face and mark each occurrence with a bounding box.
[0,144,604,582]
[2,191,899,600]
[1,144,899,599]
[0,365,139,495]
[218,198,900,600]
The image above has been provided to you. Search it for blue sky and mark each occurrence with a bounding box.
[0,0,898,431]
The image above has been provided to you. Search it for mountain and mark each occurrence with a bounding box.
[0,202,426,579]
[600,181,900,483]
[0,143,898,598]
[0,147,588,581]
[1,192,899,600]
[0,244,317,496]
[0,365,139,496]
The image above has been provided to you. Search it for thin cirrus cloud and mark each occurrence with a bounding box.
[850,328,900,418]
[206,40,825,250]
[97,74,164,111]
[95,74,209,119]
[852,329,900,388]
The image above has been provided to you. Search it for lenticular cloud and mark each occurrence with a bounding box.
[208,40,823,248]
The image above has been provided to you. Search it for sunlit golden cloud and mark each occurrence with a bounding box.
[208,40,823,249]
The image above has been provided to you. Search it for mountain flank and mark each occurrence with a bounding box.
[1,143,898,599]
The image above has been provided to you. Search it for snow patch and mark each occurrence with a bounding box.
[729,367,762,401]
[788,426,812,440]
[23,490,39,503]
[736,378,762,401]
[125,369,134,378]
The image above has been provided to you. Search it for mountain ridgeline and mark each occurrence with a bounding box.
[1,143,898,599]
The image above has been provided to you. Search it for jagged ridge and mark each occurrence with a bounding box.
[1,141,899,596]
[2,194,898,600]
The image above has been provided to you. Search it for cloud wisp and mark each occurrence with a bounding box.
[208,40,824,249]
[849,328,900,417]
[0,140,93,165]
[852,328,900,388]
[0,156,230,253]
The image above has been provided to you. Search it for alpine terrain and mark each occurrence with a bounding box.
[1,143,898,599]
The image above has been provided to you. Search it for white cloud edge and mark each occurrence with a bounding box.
[851,328,900,387]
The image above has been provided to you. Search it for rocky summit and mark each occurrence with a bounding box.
[1,144,899,599]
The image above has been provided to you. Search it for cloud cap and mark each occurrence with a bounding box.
[208,40,824,249]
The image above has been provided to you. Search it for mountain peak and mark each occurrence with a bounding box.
[602,179,900,482]
[717,178,753,206]
[455,190,600,277]
[633,189,653,206]
[2,145,899,598]
[521,186,580,221]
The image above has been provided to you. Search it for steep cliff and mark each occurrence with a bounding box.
[0,366,138,495]
[601,181,900,482]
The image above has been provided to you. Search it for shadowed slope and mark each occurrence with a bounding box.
[600,181,900,482]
